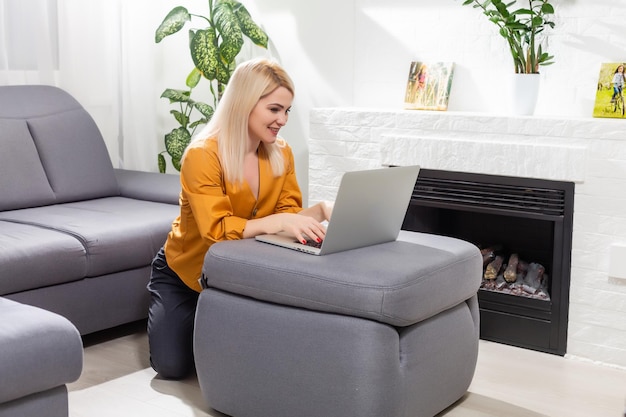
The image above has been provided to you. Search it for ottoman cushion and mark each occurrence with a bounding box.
[203,230,482,327]
[0,297,83,404]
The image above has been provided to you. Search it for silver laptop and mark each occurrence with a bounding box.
[255,165,420,255]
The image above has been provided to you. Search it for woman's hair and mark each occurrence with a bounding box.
[190,58,295,185]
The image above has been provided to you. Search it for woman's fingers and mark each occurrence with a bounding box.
[286,214,326,243]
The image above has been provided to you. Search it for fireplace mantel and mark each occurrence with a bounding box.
[309,108,626,200]
[308,107,626,368]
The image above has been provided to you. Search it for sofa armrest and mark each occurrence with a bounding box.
[114,169,180,205]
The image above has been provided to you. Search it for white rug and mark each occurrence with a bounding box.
[69,366,546,417]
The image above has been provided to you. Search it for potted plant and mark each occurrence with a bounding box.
[458,0,555,74]
[458,0,555,114]
[155,1,269,172]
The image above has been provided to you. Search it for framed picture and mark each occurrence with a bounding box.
[404,61,454,111]
[593,62,626,118]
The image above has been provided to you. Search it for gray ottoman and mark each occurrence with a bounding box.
[194,230,482,417]
[0,297,83,417]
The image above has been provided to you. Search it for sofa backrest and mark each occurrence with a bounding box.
[0,85,119,211]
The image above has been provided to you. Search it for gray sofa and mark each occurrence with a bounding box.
[0,84,180,334]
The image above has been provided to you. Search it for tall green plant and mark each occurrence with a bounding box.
[155,0,269,172]
[458,0,555,74]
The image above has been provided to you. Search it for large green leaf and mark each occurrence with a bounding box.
[158,153,166,173]
[216,59,232,85]
[493,0,509,18]
[194,102,214,120]
[190,29,219,80]
[170,109,189,127]
[165,127,191,161]
[189,119,208,129]
[228,0,268,48]
[505,22,528,31]
[160,88,191,103]
[214,1,244,63]
[155,6,191,43]
[531,16,543,26]
[186,67,202,89]
[171,156,182,171]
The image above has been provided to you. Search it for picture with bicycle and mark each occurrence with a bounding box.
[593,62,626,118]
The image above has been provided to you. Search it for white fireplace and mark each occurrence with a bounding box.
[309,107,626,368]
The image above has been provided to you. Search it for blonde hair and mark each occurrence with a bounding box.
[190,58,295,185]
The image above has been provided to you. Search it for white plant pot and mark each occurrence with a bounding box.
[508,73,540,116]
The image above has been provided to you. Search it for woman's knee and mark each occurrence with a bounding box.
[150,351,195,380]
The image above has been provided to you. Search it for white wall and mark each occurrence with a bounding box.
[5,1,624,192]
[348,0,626,117]
[240,0,355,204]
[244,0,626,203]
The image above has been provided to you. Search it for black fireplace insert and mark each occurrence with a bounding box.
[402,168,574,355]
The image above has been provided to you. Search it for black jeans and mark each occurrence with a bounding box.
[147,247,199,379]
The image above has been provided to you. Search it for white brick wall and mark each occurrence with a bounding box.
[310,107,626,368]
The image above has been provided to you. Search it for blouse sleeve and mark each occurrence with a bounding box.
[180,143,247,243]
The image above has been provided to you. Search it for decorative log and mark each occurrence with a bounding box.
[482,252,495,267]
[484,255,504,280]
[480,245,501,267]
[503,253,519,283]
[517,259,529,275]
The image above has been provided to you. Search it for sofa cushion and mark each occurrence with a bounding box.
[0,221,87,296]
[0,85,119,207]
[203,230,482,327]
[0,197,178,277]
[0,119,56,211]
[27,109,119,203]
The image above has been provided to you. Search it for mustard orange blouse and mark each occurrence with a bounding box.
[164,138,303,292]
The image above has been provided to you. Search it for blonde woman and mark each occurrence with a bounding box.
[148,58,332,379]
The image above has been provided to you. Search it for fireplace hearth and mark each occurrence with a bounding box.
[402,169,574,355]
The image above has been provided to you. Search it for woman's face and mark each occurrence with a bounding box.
[248,86,293,147]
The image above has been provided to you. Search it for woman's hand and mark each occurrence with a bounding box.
[242,201,334,243]
[281,212,327,244]
[242,212,326,243]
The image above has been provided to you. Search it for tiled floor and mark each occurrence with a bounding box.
[68,321,626,417]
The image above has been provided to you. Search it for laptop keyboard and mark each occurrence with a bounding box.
[296,239,322,249]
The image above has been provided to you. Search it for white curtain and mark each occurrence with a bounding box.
[0,0,170,172]
[0,0,58,85]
